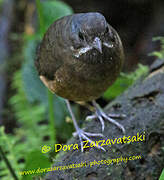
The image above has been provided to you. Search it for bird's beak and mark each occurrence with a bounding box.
[92,37,102,53]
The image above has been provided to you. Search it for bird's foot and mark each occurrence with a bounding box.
[65,100,105,152]
[73,128,105,152]
[86,100,126,133]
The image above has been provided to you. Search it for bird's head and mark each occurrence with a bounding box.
[69,12,118,61]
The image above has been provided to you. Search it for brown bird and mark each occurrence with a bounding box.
[35,12,125,151]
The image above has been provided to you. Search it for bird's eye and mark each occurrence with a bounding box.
[105,26,109,34]
[78,31,84,41]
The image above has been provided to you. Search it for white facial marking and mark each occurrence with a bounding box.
[103,42,113,48]
[71,46,93,58]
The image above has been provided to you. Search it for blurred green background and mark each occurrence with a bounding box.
[0,0,163,179]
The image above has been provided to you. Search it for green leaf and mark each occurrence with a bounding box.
[22,150,51,179]
[103,76,133,100]
[0,127,20,179]
[41,0,73,31]
[149,36,164,60]
[149,51,163,59]
[22,39,48,104]
[159,169,164,180]
[103,64,149,100]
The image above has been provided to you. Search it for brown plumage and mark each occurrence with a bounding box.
[35,12,124,102]
[35,12,125,152]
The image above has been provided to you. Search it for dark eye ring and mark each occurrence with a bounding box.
[78,31,84,40]
[105,26,109,34]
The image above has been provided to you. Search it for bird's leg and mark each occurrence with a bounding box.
[65,100,105,152]
[86,100,125,133]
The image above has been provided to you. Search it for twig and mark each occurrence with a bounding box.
[0,146,18,180]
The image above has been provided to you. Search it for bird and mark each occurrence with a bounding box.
[35,12,125,152]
